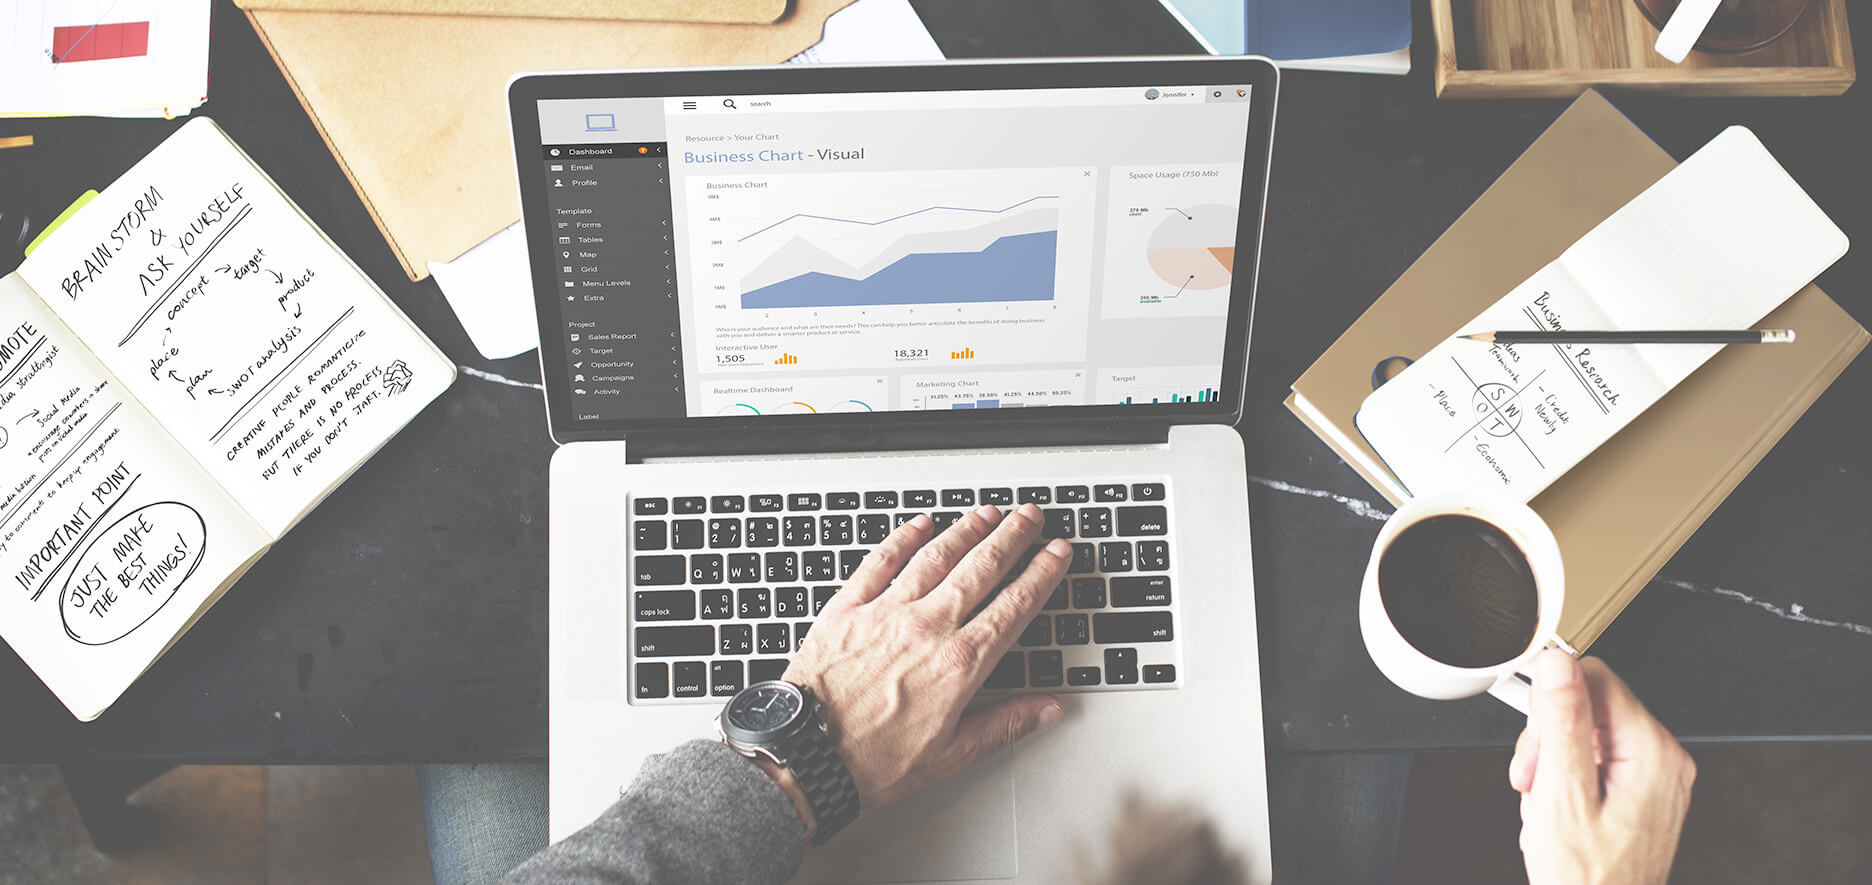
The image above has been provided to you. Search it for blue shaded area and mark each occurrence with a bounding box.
[741,230,1057,310]
[1161,0,1409,58]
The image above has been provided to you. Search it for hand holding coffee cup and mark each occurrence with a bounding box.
[1359,492,1566,712]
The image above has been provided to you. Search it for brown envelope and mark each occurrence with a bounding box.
[1287,90,1867,649]
[243,0,856,280]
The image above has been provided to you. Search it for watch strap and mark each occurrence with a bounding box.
[783,706,860,844]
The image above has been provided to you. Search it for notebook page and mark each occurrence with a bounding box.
[1563,127,1849,383]
[1355,126,1847,501]
[19,118,454,538]
[0,274,270,721]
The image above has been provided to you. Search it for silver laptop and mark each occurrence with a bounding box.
[509,57,1278,883]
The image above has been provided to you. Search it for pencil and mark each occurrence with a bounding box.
[0,136,33,151]
[1463,329,1796,345]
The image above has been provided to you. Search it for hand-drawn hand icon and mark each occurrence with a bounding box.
[383,360,413,395]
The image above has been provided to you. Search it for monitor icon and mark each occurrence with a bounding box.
[585,113,617,132]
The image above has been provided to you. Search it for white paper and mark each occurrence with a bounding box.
[1356,127,1848,501]
[0,274,271,720]
[1280,47,1410,76]
[0,0,211,118]
[786,0,945,65]
[427,224,540,361]
[19,118,455,537]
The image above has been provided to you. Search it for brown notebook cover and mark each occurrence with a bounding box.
[238,0,788,24]
[1286,90,1867,651]
[241,0,855,281]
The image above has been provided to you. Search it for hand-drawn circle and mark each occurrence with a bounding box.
[1471,383,1523,437]
[59,502,208,646]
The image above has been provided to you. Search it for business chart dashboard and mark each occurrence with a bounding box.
[533,84,1253,423]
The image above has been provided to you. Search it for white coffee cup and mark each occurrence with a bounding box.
[1359,491,1565,713]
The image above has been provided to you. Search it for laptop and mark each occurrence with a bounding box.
[509,57,1279,883]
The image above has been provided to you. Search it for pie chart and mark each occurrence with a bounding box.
[1145,204,1235,293]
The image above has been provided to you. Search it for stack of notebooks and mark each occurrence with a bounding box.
[1287,91,1866,652]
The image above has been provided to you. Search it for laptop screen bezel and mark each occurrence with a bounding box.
[508,57,1278,444]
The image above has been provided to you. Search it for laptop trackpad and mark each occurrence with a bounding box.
[803,748,1016,883]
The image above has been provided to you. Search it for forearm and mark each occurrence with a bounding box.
[502,740,807,885]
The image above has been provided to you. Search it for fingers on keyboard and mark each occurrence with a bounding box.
[630,483,1178,701]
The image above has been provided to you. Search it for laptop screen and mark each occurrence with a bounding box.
[514,61,1275,439]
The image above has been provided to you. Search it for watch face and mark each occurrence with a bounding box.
[726,682,804,737]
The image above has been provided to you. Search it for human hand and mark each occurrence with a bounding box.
[1509,650,1696,885]
[776,504,1071,828]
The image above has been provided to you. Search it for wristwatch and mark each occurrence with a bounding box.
[718,679,861,844]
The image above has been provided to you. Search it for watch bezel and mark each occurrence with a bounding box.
[719,680,812,749]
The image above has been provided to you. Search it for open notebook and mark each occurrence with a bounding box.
[0,118,453,720]
[1355,127,1848,501]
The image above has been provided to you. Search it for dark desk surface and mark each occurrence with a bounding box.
[2,0,1868,764]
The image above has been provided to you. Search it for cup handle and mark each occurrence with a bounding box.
[1487,672,1533,715]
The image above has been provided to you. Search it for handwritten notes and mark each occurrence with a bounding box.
[0,118,451,720]
[1356,128,1848,501]
[19,117,454,536]
[0,276,269,720]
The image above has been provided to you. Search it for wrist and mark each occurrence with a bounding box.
[752,755,818,842]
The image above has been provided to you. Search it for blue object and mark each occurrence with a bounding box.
[1158,0,1410,58]
[1370,355,1413,390]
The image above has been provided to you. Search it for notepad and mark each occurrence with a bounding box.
[0,118,453,720]
[1355,127,1848,501]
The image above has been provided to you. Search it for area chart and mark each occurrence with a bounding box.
[741,229,1057,310]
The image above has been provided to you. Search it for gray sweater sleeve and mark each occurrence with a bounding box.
[503,740,807,885]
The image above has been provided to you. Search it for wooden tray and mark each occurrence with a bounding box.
[1430,0,1855,98]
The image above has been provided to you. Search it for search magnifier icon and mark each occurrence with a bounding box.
[722,98,737,109]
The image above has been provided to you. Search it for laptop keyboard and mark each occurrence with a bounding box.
[626,480,1180,703]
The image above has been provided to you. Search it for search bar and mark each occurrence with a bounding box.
[665,86,1203,116]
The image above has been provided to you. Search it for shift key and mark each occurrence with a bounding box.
[1093,612,1174,643]
[635,625,714,657]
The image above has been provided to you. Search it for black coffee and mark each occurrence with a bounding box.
[1378,514,1539,668]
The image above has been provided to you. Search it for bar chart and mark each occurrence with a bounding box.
[1118,386,1219,404]
[1097,366,1226,408]
[902,369,1087,411]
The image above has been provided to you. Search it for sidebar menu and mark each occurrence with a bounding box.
[542,142,685,421]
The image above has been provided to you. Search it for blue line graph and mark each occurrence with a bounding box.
[738,196,1060,243]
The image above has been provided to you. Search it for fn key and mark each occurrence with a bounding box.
[635,662,669,698]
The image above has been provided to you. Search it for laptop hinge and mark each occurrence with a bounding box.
[623,421,1172,463]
